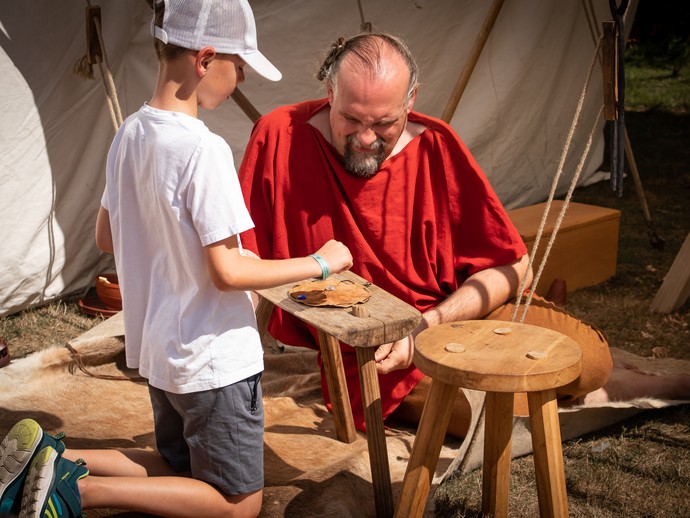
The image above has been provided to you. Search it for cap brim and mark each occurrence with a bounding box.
[241,51,282,82]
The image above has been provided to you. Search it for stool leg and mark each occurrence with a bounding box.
[483,391,514,518]
[527,389,569,518]
[317,330,357,443]
[356,346,394,518]
[395,379,458,518]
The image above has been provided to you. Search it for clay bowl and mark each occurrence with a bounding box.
[95,273,122,311]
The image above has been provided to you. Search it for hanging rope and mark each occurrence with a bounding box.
[73,1,123,132]
[511,35,605,322]
[356,0,372,32]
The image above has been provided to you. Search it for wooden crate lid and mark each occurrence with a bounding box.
[508,201,620,241]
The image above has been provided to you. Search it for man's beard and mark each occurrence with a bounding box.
[342,134,387,178]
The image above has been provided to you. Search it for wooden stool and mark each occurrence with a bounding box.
[258,270,421,518]
[395,320,582,518]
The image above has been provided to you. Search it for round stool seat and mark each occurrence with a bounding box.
[414,320,582,393]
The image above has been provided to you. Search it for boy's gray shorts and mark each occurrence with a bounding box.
[147,372,263,495]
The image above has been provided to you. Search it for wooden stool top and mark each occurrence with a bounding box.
[414,320,582,393]
[256,270,421,348]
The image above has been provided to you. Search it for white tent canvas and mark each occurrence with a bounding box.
[0,0,635,316]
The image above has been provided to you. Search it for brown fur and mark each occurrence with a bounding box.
[0,337,458,517]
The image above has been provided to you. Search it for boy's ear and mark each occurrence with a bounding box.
[195,46,217,78]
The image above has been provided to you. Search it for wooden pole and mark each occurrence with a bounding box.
[584,0,663,248]
[440,0,505,123]
[231,87,262,123]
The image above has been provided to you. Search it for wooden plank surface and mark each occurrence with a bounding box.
[256,270,421,348]
[508,201,620,239]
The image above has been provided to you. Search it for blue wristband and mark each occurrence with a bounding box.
[309,253,330,280]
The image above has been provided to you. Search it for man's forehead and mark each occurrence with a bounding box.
[332,71,408,115]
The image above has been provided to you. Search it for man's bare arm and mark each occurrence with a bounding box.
[375,254,533,374]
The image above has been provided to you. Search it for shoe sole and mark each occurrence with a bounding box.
[0,419,43,498]
[18,446,59,518]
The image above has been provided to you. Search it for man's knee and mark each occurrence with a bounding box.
[486,294,613,402]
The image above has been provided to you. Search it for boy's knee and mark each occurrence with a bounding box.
[224,489,262,518]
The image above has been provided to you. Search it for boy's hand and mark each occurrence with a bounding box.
[316,239,353,274]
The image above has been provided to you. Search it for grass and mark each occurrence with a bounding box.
[0,299,97,360]
[1,29,689,518]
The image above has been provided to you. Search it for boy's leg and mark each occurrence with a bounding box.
[77,475,262,518]
[151,374,265,496]
[63,448,180,478]
[138,374,265,517]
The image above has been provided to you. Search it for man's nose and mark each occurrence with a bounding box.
[356,127,377,147]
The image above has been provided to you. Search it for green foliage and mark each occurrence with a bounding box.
[624,58,690,113]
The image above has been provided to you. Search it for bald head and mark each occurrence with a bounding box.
[318,33,418,103]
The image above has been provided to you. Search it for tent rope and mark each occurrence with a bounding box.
[73,1,123,132]
[65,343,145,382]
[517,105,604,322]
[511,35,605,322]
[92,7,123,128]
[356,0,372,32]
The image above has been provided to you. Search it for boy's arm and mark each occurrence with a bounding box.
[204,234,352,292]
[95,206,114,254]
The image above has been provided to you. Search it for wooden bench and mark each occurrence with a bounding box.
[257,270,421,518]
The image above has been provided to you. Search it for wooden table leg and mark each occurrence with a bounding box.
[356,346,394,518]
[317,330,357,443]
[395,379,458,518]
[528,389,569,518]
[482,391,514,518]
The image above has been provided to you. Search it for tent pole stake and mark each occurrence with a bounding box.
[440,0,505,123]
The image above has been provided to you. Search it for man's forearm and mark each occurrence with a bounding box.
[423,254,532,327]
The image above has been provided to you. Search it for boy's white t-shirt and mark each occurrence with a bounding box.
[101,104,262,394]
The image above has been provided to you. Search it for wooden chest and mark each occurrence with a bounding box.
[507,200,621,295]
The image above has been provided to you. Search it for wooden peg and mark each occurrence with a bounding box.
[601,21,618,120]
[351,303,369,318]
[85,5,103,65]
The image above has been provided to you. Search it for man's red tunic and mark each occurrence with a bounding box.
[239,99,526,431]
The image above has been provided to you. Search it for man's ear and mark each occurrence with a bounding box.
[327,86,334,105]
[406,86,418,113]
[195,46,217,78]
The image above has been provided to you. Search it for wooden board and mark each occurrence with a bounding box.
[650,232,690,313]
[256,270,421,348]
[508,201,621,295]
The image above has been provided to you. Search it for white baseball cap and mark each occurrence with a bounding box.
[152,0,282,81]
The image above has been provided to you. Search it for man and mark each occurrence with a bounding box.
[239,33,683,438]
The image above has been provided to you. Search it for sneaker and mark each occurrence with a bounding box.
[18,446,88,518]
[0,419,66,516]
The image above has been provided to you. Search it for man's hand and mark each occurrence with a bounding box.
[374,336,414,374]
[374,316,431,374]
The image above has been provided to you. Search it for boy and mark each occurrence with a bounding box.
[0,1,352,517]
